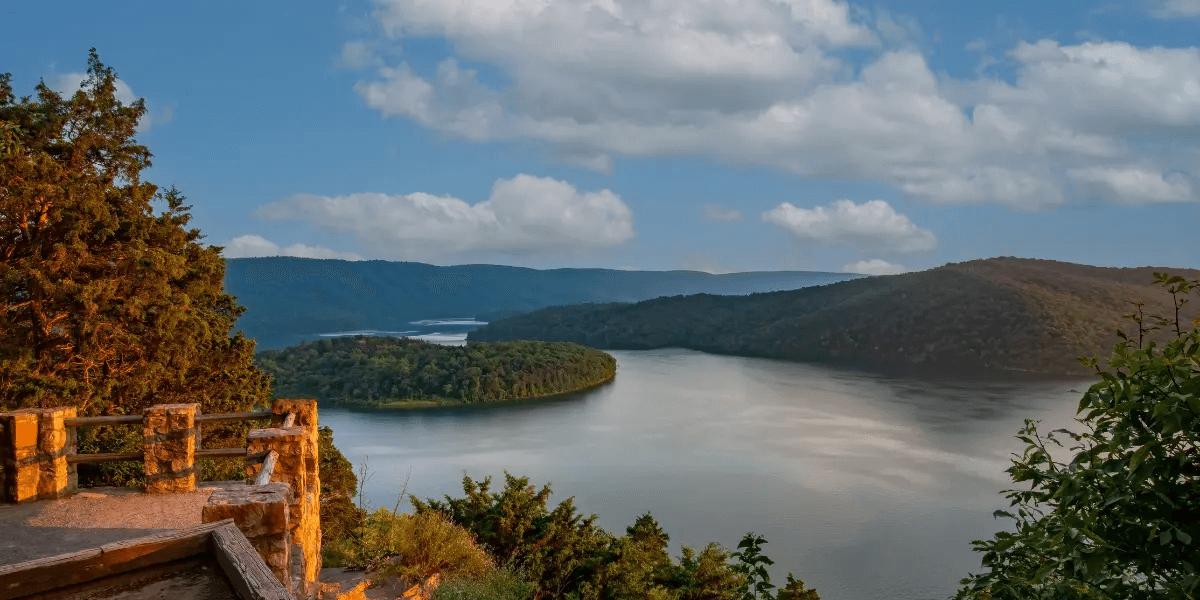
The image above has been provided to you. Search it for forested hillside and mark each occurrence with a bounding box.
[254,336,616,407]
[224,257,858,350]
[467,257,1200,376]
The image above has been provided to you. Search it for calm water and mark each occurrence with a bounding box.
[320,345,1088,600]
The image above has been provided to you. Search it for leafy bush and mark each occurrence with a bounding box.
[956,273,1200,599]
[323,508,493,587]
[431,566,536,600]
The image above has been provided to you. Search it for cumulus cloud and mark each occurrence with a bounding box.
[1151,0,1200,18]
[762,199,936,253]
[1069,166,1197,203]
[54,73,172,133]
[843,259,907,275]
[255,174,635,262]
[219,235,365,261]
[351,0,1200,208]
[702,204,744,222]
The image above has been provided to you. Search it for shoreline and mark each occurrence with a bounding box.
[322,370,618,412]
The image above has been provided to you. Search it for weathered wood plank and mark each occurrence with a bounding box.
[253,450,279,486]
[195,411,274,424]
[0,520,235,600]
[196,447,250,459]
[211,523,292,600]
[63,415,141,427]
[66,451,144,465]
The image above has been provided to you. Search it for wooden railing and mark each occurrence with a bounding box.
[62,410,279,466]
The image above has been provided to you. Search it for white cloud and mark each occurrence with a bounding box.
[219,235,365,261]
[843,259,907,275]
[1069,166,1197,203]
[341,41,375,69]
[256,174,635,262]
[1151,0,1200,18]
[762,199,936,253]
[54,73,172,133]
[353,1,1200,208]
[702,204,744,222]
[555,149,614,173]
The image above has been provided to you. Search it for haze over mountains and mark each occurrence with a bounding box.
[468,257,1200,376]
[224,257,859,350]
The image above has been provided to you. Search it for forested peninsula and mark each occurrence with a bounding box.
[468,257,1200,377]
[254,336,617,408]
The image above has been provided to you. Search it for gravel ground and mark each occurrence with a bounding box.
[0,486,225,566]
[24,487,214,530]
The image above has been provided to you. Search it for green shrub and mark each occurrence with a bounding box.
[431,566,535,600]
[322,508,494,586]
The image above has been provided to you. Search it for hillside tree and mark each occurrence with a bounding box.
[1,51,271,477]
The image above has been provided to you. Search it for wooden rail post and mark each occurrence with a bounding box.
[143,404,199,494]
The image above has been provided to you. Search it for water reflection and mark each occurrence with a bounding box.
[321,347,1089,600]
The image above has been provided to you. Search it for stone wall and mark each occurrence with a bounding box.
[4,399,325,600]
[0,407,76,502]
[143,403,198,494]
[206,398,323,599]
[203,483,293,590]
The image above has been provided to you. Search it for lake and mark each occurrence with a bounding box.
[319,342,1088,600]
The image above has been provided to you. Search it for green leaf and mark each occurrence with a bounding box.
[1129,446,1150,471]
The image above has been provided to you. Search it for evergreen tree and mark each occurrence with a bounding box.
[1,52,269,427]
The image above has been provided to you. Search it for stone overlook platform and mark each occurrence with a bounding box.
[0,399,327,599]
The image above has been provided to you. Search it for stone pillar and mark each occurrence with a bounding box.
[246,426,311,596]
[203,483,293,592]
[272,399,322,590]
[143,403,198,494]
[0,409,41,503]
[36,407,76,499]
[256,398,322,598]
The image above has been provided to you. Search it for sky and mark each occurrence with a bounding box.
[3,0,1199,276]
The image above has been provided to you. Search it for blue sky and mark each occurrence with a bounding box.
[4,0,1198,275]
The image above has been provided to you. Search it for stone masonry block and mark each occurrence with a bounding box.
[204,482,294,590]
[0,410,40,503]
[37,407,75,499]
[203,482,292,538]
[143,403,198,494]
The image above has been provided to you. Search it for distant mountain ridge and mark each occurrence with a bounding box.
[224,257,860,350]
[466,257,1200,376]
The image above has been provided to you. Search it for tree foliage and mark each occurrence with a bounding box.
[956,273,1200,599]
[0,50,270,416]
[255,336,616,407]
[1,51,272,484]
[410,472,822,600]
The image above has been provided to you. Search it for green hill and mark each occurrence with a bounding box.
[466,257,1200,376]
[254,336,616,408]
[223,257,859,350]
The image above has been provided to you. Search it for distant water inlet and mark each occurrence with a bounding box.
[312,318,484,346]
[321,347,1087,600]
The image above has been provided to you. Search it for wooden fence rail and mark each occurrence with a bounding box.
[2,404,296,502]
